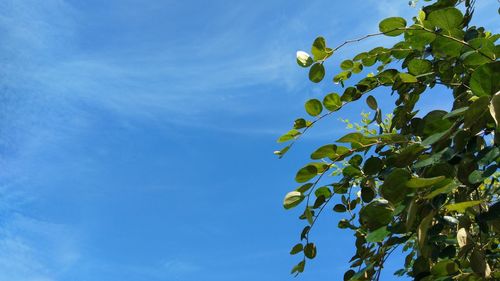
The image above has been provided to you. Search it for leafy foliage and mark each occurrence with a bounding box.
[277,0,500,280]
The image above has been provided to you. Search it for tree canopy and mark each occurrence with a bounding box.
[277,0,499,280]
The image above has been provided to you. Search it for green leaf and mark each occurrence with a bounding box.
[274,144,291,159]
[470,61,500,97]
[408,59,432,75]
[340,87,361,102]
[366,226,390,243]
[283,191,305,209]
[424,180,457,199]
[304,207,313,225]
[431,259,459,277]
[333,204,347,213]
[305,99,323,116]
[291,260,305,274]
[342,165,361,178]
[309,63,326,83]
[296,51,313,67]
[422,110,453,137]
[277,129,300,143]
[352,62,363,73]
[464,96,490,129]
[445,200,481,212]
[380,168,411,204]
[366,95,378,110]
[468,165,497,184]
[363,157,383,175]
[406,176,445,188]
[296,183,314,193]
[470,248,492,278]
[398,73,418,83]
[311,36,332,61]
[405,24,436,49]
[293,118,310,129]
[379,17,407,36]
[304,243,317,259]
[315,186,332,199]
[295,165,318,183]
[340,59,354,70]
[443,107,468,119]
[311,144,336,160]
[428,7,463,32]
[290,243,303,255]
[336,132,378,148]
[359,199,394,230]
[323,93,342,111]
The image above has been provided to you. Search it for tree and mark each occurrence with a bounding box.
[276,0,499,280]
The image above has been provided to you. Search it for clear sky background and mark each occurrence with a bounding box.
[0,1,498,281]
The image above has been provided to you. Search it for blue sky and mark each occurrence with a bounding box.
[0,1,499,281]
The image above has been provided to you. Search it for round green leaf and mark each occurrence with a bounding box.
[359,199,394,230]
[304,243,317,259]
[283,191,305,209]
[380,168,411,204]
[470,61,500,97]
[305,99,323,116]
[323,93,342,111]
[309,63,325,83]
[363,157,383,175]
[379,17,407,36]
[408,59,432,75]
[428,7,463,32]
[340,59,354,70]
[296,51,313,67]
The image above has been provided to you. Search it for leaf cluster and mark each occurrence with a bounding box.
[278,1,500,280]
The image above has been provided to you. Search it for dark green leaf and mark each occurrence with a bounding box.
[363,157,383,175]
[380,168,411,204]
[309,63,326,83]
[304,243,317,259]
[290,243,303,255]
[359,199,394,230]
[430,259,459,277]
[333,204,347,213]
[366,95,378,110]
[470,61,500,97]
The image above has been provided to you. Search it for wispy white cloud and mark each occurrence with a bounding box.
[0,213,80,281]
